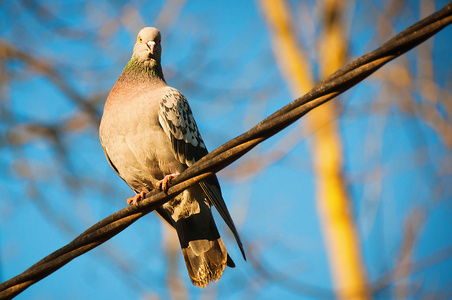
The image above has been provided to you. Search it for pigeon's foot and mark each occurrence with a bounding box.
[156,173,178,192]
[127,191,147,205]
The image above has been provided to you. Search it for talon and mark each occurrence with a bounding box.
[127,191,146,205]
[156,173,178,192]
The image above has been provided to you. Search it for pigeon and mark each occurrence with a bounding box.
[99,27,245,288]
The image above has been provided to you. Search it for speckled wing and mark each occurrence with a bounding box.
[158,87,246,260]
[159,87,207,166]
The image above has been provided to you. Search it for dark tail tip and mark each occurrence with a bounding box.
[182,238,229,288]
[227,254,235,268]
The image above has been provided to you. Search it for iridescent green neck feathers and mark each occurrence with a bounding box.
[123,56,165,82]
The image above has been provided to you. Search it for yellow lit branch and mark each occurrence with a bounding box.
[259,0,370,298]
[315,0,370,299]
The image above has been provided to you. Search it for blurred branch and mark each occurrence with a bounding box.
[1,2,451,298]
[17,0,90,39]
[248,243,334,298]
[373,243,452,295]
[260,0,369,298]
[0,40,101,124]
[259,0,314,94]
[155,0,187,31]
[392,208,425,298]
[313,0,370,297]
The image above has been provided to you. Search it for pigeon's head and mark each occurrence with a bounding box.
[133,27,162,65]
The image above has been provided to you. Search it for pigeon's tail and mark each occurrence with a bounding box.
[181,237,234,288]
[169,187,235,288]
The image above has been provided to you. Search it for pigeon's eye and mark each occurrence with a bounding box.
[138,36,143,43]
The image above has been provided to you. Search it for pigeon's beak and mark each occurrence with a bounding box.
[146,41,156,55]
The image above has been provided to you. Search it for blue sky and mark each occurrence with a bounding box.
[1,0,452,299]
